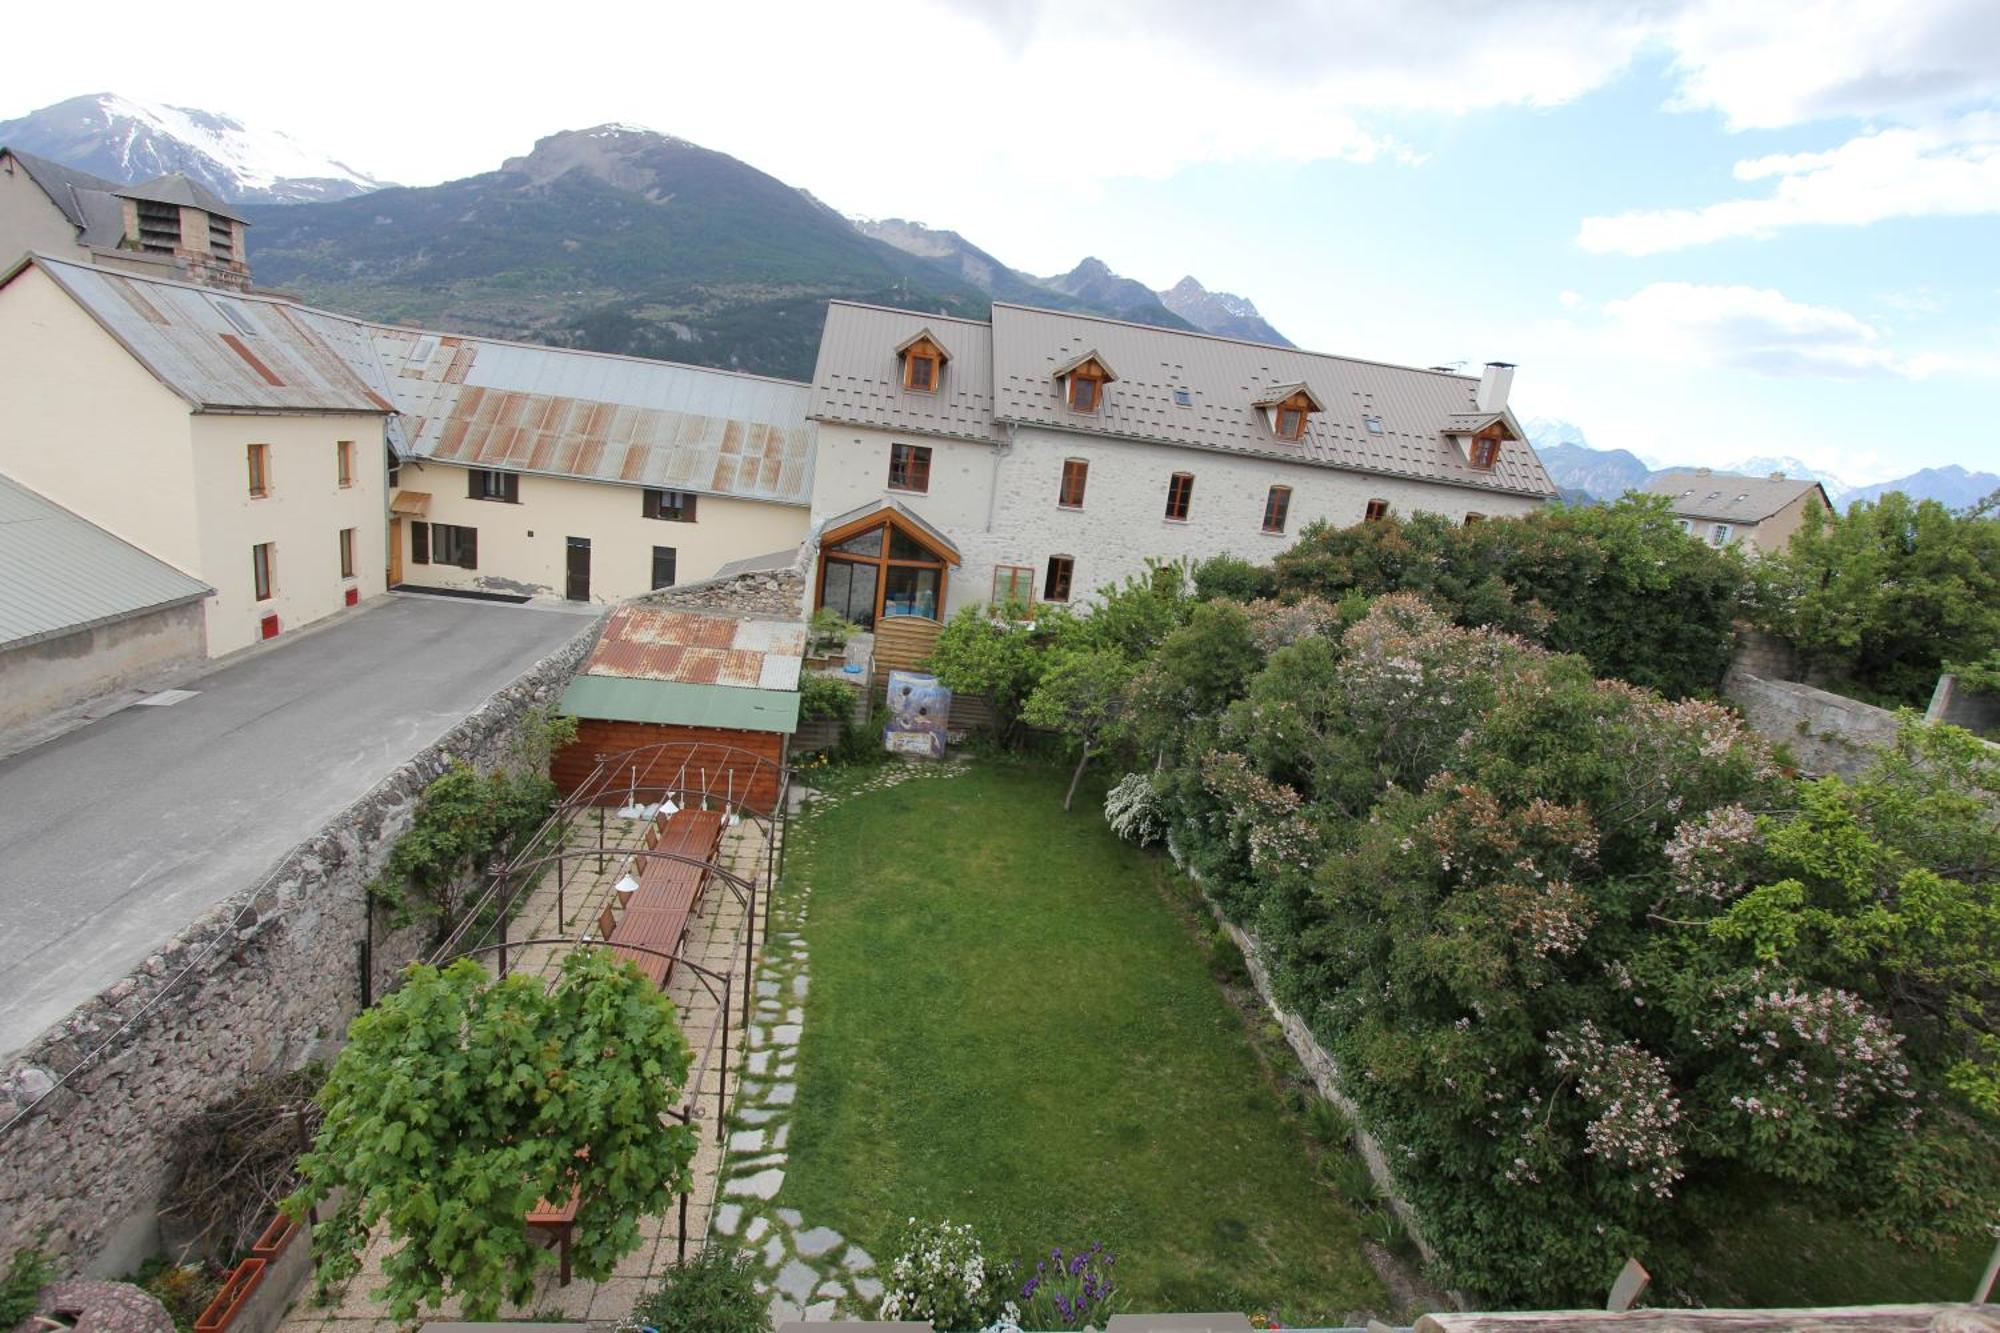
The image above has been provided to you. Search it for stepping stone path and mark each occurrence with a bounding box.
[714,762,969,1323]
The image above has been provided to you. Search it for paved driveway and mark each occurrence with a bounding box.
[0,594,596,1058]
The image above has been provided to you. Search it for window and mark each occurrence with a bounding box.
[993,565,1034,608]
[251,542,275,601]
[1069,376,1099,412]
[246,443,269,497]
[386,445,400,489]
[816,514,951,629]
[887,443,932,493]
[642,489,698,522]
[1469,436,1502,470]
[1275,407,1305,440]
[1262,486,1292,534]
[1710,523,1733,547]
[1164,472,1195,522]
[468,468,519,503]
[433,523,478,569]
[1675,518,1693,534]
[411,521,430,565]
[1364,415,1384,434]
[651,545,678,590]
[1058,459,1089,509]
[1043,555,1074,603]
[906,352,937,392]
[1173,387,1193,407]
[1364,498,1390,523]
[336,440,354,488]
[1463,512,1486,527]
[338,527,355,579]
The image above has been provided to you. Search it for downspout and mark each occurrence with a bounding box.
[986,422,1016,534]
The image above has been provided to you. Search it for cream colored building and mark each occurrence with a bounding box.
[0,255,389,657]
[1643,468,1834,555]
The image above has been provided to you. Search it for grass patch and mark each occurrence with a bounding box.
[778,763,1385,1324]
[1688,1200,1990,1308]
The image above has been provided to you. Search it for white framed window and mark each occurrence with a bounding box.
[1709,523,1733,546]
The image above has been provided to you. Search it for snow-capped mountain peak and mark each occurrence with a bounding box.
[0,93,391,203]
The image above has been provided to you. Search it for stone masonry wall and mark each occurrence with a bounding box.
[0,622,598,1275]
[1722,667,1908,778]
[639,563,808,619]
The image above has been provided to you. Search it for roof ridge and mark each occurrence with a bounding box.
[989,300,1483,382]
[822,299,995,329]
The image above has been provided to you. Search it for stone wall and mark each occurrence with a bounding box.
[0,622,597,1276]
[639,561,808,619]
[1722,667,1906,777]
[1929,673,2000,738]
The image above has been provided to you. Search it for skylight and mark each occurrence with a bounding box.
[1173,388,1192,407]
[1364,416,1384,434]
[211,298,258,338]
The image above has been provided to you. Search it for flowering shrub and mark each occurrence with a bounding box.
[877,1218,1010,1332]
[1015,1242,1119,1330]
[1104,772,1165,846]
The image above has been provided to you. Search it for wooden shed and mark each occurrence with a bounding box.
[554,607,805,815]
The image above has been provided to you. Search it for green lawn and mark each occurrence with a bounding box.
[777,763,1387,1324]
[1690,1201,1991,1308]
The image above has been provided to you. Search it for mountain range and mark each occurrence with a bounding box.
[0,93,386,203]
[0,94,1291,380]
[1524,419,1999,513]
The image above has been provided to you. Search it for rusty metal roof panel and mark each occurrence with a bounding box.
[581,606,805,692]
[27,256,391,416]
[365,329,815,505]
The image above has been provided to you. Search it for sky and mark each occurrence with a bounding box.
[10,0,2000,484]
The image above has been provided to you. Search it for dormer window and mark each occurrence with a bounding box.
[1052,350,1116,415]
[895,329,950,394]
[1252,383,1324,441]
[1469,436,1502,470]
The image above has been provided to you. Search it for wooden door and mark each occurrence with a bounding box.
[566,537,591,601]
[388,518,404,586]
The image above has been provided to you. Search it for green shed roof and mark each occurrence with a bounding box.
[560,675,800,734]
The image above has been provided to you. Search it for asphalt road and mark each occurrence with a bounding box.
[0,594,595,1058]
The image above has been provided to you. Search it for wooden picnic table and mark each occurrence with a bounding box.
[605,809,726,985]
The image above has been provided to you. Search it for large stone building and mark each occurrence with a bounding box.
[0,148,251,290]
[805,301,1556,626]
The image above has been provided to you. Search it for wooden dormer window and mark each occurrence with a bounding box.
[1469,433,1503,470]
[1053,350,1116,415]
[1254,383,1322,440]
[896,330,950,394]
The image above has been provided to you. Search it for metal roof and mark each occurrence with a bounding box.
[1643,469,1830,523]
[810,300,1558,498]
[4,149,126,243]
[113,172,246,224]
[19,255,394,414]
[0,471,211,651]
[558,675,800,734]
[809,302,1006,445]
[580,606,805,691]
[364,326,815,505]
[988,304,1558,499]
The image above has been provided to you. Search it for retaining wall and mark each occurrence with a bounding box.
[1722,668,1908,777]
[0,623,596,1275]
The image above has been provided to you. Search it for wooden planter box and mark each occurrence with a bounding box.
[194,1258,265,1333]
[249,1214,297,1260]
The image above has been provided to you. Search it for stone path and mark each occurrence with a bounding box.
[711,760,968,1324]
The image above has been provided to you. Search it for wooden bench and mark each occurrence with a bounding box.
[525,1150,588,1284]
[601,809,728,986]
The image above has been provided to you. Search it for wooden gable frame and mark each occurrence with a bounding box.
[895,328,950,393]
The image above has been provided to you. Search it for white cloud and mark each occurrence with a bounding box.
[1600,282,1950,379]
[1579,114,2000,253]
[1659,0,2000,130]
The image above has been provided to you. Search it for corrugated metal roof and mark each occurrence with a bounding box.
[26,256,393,414]
[1643,469,1829,523]
[580,606,805,691]
[809,302,1006,445]
[558,675,801,733]
[0,471,211,650]
[365,326,815,505]
[987,304,1558,499]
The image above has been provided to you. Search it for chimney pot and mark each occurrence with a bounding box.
[1768,471,1786,480]
[1476,362,1516,413]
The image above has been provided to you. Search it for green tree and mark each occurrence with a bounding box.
[1756,493,2000,706]
[1022,648,1136,811]
[925,603,1069,744]
[288,952,696,1321]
